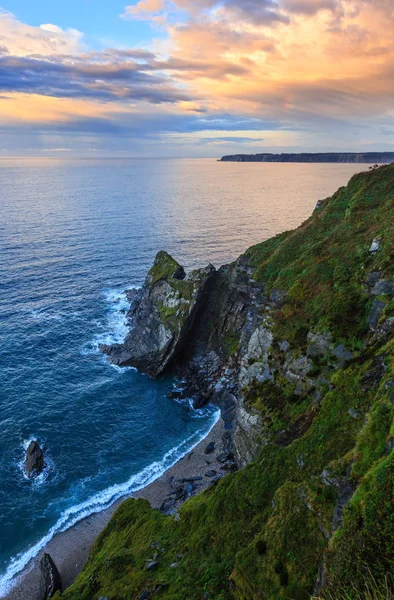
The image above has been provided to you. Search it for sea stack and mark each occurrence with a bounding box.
[24,440,45,479]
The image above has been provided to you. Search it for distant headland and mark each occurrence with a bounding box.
[219,152,394,163]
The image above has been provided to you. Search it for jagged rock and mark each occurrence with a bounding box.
[369,238,380,252]
[25,441,45,479]
[101,252,216,376]
[39,553,61,600]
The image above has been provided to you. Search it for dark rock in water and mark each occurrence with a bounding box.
[204,441,216,454]
[25,440,45,479]
[39,553,61,600]
[166,389,185,400]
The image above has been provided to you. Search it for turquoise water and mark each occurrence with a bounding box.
[0,158,367,593]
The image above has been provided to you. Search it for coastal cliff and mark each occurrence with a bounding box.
[60,164,394,599]
[219,152,394,163]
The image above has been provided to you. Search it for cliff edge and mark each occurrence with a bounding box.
[60,164,394,600]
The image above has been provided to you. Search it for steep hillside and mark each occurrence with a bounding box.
[60,164,394,600]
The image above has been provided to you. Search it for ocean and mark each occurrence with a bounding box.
[0,158,367,593]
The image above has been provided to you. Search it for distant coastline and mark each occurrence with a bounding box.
[219,152,394,163]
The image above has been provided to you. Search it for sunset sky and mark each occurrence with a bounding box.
[1,0,394,157]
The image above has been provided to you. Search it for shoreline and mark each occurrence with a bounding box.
[3,417,227,600]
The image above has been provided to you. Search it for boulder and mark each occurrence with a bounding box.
[204,441,216,454]
[371,279,394,296]
[101,251,216,376]
[205,470,217,477]
[39,554,61,600]
[25,441,45,479]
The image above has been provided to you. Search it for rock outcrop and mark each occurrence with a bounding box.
[101,251,215,376]
[39,553,61,600]
[24,440,45,479]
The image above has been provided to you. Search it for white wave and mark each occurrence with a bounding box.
[29,308,81,324]
[81,285,140,357]
[0,409,220,597]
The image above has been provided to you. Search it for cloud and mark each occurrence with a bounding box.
[0,10,83,56]
[2,1,394,155]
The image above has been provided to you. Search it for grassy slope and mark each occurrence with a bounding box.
[60,165,394,600]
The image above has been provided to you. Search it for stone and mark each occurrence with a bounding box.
[204,441,216,454]
[365,271,382,288]
[185,483,194,495]
[307,331,332,358]
[371,279,394,296]
[25,440,45,479]
[369,238,380,253]
[247,326,273,360]
[332,344,353,362]
[270,288,287,308]
[173,513,181,522]
[170,562,179,568]
[205,470,217,477]
[368,298,386,330]
[39,554,61,600]
[279,340,290,352]
[137,591,149,600]
[216,451,234,464]
[146,561,158,570]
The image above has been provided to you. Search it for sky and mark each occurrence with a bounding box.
[1,0,394,157]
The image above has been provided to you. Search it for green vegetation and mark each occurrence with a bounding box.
[148,250,185,286]
[59,165,394,600]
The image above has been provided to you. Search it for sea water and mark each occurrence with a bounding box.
[0,158,367,593]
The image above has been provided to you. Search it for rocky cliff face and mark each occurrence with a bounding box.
[101,251,215,377]
[63,164,394,600]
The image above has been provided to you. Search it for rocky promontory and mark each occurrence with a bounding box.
[62,164,394,600]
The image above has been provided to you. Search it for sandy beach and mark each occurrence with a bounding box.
[3,417,228,600]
